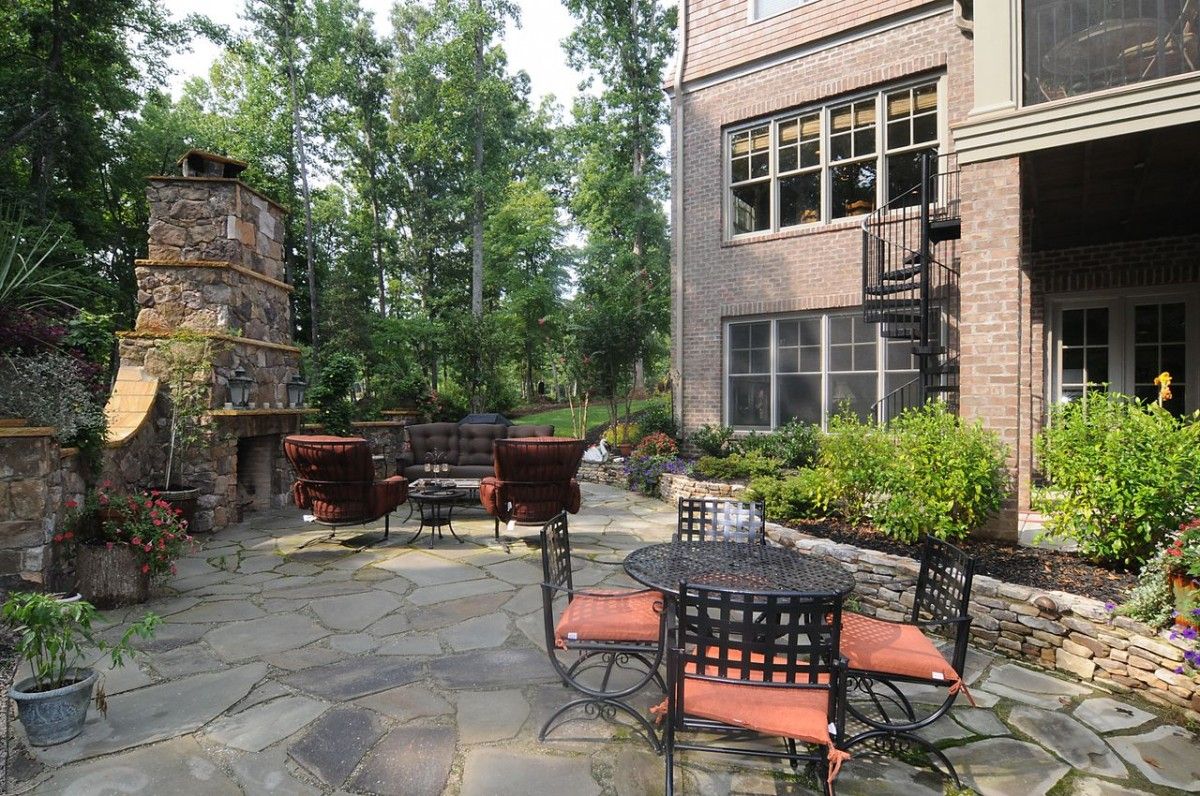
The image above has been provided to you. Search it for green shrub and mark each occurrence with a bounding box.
[874,403,1009,542]
[816,411,892,526]
[694,451,782,481]
[603,422,641,445]
[689,424,733,457]
[1035,392,1200,567]
[638,399,678,440]
[309,352,359,436]
[733,421,820,468]
[633,432,677,458]
[746,469,833,521]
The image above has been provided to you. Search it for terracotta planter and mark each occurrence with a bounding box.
[617,443,634,457]
[1170,573,1200,629]
[75,544,149,608]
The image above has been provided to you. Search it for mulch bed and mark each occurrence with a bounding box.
[781,518,1137,605]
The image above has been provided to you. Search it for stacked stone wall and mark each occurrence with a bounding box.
[768,524,1200,721]
[576,462,627,488]
[658,472,746,506]
[0,431,86,583]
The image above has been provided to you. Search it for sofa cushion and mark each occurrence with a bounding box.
[449,465,496,479]
[458,424,507,465]
[507,424,554,438]
[406,423,461,465]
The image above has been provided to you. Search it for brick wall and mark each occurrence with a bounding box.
[674,10,973,435]
[683,0,938,84]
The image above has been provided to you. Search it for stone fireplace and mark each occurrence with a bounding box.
[106,150,304,532]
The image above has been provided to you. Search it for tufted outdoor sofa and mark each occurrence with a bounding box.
[396,422,555,481]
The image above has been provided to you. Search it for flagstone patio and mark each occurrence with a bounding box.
[9,484,1200,795]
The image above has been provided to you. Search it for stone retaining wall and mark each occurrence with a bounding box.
[768,524,1200,722]
[658,472,745,506]
[0,429,86,584]
[576,461,627,488]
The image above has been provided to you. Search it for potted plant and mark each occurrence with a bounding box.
[1167,519,1200,629]
[3,591,158,745]
[603,421,641,458]
[58,485,196,607]
[152,332,218,527]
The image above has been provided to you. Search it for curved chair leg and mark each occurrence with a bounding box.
[539,696,662,752]
[847,677,918,727]
[843,728,961,788]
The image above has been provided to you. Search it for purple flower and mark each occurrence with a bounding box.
[1183,627,1198,641]
[1169,630,1179,640]
[1103,602,1115,613]
[1175,666,1185,675]
[1192,608,1200,617]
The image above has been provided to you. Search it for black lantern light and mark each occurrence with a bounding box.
[287,373,308,408]
[228,367,253,409]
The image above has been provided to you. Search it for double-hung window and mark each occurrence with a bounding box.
[725,80,943,238]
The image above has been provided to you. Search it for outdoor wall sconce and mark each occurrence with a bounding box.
[228,367,254,409]
[287,373,308,409]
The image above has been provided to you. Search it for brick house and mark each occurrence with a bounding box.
[668,0,1200,539]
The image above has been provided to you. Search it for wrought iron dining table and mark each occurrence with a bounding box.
[623,540,856,596]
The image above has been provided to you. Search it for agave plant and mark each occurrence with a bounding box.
[0,210,83,314]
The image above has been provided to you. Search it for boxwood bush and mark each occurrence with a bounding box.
[746,468,833,521]
[1036,392,1200,567]
[693,451,782,481]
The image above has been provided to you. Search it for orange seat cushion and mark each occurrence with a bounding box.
[681,677,833,746]
[841,612,960,684]
[554,589,663,648]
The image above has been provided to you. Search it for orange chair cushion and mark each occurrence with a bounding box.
[681,677,833,747]
[554,589,663,648]
[841,612,960,684]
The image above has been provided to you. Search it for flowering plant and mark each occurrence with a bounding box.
[58,484,195,580]
[1165,519,1200,579]
[624,454,693,497]
[633,432,678,458]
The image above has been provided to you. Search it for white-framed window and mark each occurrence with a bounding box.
[1048,290,1198,417]
[750,0,814,23]
[725,78,944,238]
[724,310,941,429]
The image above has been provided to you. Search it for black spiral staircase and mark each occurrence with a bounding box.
[862,151,961,422]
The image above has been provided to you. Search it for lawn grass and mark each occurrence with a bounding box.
[515,397,661,438]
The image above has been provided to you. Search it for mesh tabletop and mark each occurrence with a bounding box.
[623,541,855,596]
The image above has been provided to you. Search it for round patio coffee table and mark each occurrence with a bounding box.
[407,488,468,547]
[623,541,855,596]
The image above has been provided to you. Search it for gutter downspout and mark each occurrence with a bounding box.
[670,0,689,436]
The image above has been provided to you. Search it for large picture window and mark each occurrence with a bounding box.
[725,311,932,429]
[725,80,942,238]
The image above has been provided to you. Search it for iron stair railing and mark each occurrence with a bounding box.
[862,151,961,422]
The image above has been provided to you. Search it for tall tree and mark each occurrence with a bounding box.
[563,0,675,402]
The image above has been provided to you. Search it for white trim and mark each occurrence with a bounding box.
[678,3,954,96]
[748,0,819,25]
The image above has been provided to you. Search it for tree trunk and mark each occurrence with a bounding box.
[471,0,485,319]
[286,39,319,351]
[362,113,387,316]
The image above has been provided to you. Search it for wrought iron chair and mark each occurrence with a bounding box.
[538,512,667,749]
[841,535,976,785]
[660,583,850,796]
[675,497,766,544]
[283,435,407,543]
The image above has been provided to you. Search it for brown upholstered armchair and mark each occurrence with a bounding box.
[283,435,407,541]
[479,437,585,538]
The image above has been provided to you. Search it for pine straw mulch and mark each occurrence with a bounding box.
[780,518,1137,605]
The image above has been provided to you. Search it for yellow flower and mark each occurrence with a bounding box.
[1154,371,1173,404]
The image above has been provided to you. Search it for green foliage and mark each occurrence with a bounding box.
[0,351,107,465]
[603,422,641,445]
[309,351,359,436]
[0,211,86,314]
[694,451,783,481]
[1035,391,1200,566]
[816,411,893,526]
[64,311,116,374]
[874,403,1010,542]
[158,332,217,489]
[733,421,820,469]
[689,424,734,457]
[746,469,833,521]
[1117,549,1176,628]
[3,592,159,692]
[637,397,678,440]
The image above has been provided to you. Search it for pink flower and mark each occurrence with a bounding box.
[106,542,114,550]
[143,544,152,552]
[65,499,78,509]
[131,536,142,546]
[170,565,177,575]
[153,519,163,527]
[53,533,64,543]
[141,563,150,574]
[64,531,73,540]
[98,494,109,506]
